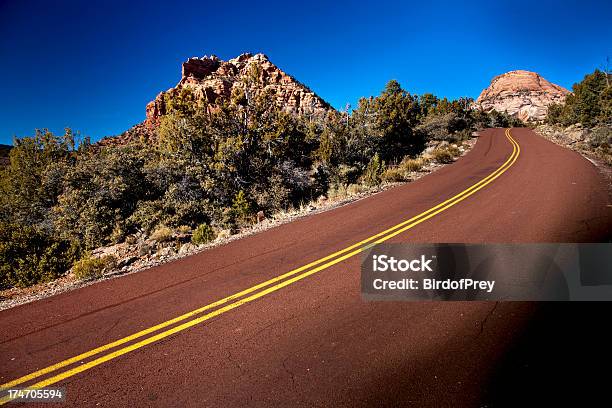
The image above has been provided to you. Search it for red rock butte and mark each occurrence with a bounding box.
[475,70,570,122]
[98,53,332,146]
[146,53,332,126]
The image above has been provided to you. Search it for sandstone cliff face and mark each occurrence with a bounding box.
[145,53,331,126]
[475,70,570,122]
[97,53,332,146]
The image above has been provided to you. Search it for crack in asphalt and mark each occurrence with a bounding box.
[101,316,124,339]
[241,315,298,344]
[478,302,499,336]
[281,356,296,387]
[23,316,123,356]
[25,332,81,355]
[227,349,245,377]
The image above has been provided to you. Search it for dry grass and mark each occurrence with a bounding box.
[347,183,367,195]
[191,223,216,245]
[400,157,429,172]
[327,183,349,200]
[431,145,461,164]
[72,255,117,281]
[382,156,430,182]
[150,225,173,242]
[177,225,192,234]
[382,167,407,182]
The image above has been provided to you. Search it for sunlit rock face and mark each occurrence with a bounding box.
[475,70,570,122]
[97,53,333,146]
[145,53,332,125]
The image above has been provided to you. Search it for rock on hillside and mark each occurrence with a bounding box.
[475,70,570,122]
[99,53,332,146]
[147,53,331,123]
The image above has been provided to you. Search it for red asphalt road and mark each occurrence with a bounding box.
[1,128,611,407]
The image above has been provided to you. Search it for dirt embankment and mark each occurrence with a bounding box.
[535,124,611,166]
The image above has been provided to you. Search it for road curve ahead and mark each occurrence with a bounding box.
[1,128,611,407]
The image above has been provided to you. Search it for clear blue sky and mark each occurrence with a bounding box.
[1,0,610,144]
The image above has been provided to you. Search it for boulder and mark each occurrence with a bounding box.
[156,247,175,258]
[178,243,197,255]
[256,210,266,223]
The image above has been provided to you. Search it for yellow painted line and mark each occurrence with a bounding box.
[0,129,520,403]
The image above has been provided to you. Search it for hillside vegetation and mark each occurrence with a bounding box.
[1,80,519,289]
[547,69,611,127]
[542,69,612,164]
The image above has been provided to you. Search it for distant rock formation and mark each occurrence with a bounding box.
[475,70,570,122]
[98,53,332,146]
[146,53,331,125]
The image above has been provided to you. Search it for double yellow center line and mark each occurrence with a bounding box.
[0,129,520,403]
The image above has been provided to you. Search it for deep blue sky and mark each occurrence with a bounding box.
[1,0,610,144]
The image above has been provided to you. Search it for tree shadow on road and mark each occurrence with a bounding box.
[482,302,612,407]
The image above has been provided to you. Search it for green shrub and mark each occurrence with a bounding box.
[334,165,361,186]
[192,223,216,245]
[361,153,385,186]
[547,70,611,127]
[231,190,253,226]
[0,222,79,288]
[51,146,151,251]
[455,129,472,142]
[150,225,173,242]
[72,255,117,281]
[416,112,467,142]
[251,174,290,213]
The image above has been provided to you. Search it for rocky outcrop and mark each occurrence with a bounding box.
[97,53,333,146]
[475,70,570,122]
[145,53,331,126]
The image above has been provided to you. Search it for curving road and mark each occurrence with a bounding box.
[1,128,611,407]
